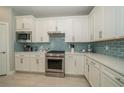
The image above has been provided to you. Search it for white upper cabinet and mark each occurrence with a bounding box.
[94,7,104,41]
[59,19,73,42]
[114,7,124,37]
[72,16,89,42]
[16,16,89,42]
[35,19,49,42]
[103,6,124,39]
[47,18,72,33]
[47,19,57,32]
[89,6,124,41]
[88,12,95,42]
[103,7,116,39]
[16,15,34,31]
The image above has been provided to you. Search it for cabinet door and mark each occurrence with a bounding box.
[23,17,33,30]
[84,57,89,80]
[72,17,88,42]
[104,7,116,39]
[30,58,38,72]
[37,57,45,72]
[89,13,95,42]
[101,72,120,87]
[15,57,23,71]
[16,16,34,31]
[47,19,56,32]
[91,64,100,87]
[115,7,124,37]
[89,61,100,87]
[22,57,30,71]
[35,20,41,42]
[94,7,104,40]
[64,19,73,42]
[35,19,49,42]
[65,54,76,74]
[57,19,65,32]
[75,55,84,75]
[57,19,72,33]
[16,17,23,30]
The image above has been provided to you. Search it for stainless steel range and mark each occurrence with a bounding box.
[45,50,65,77]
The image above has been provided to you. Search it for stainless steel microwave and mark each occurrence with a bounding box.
[16,32,32,42]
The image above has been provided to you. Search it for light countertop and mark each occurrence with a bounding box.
[15,51,124,75]
[84,53,124,76]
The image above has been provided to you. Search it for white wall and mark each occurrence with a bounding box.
[0,7,15,73]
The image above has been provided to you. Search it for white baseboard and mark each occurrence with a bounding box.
[7,70,15,75]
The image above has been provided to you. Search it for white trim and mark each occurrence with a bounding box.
[7,71,15,75]
[0,22,10,75]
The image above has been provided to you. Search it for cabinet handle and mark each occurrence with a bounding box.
[91,34,93,40]
[36,59,39,64]
[91,61,95,65]
[56,26,58,31]
[75,60,76,66]
[115,77,124,84]
[88,65,89,72]
[99,31,102,39]
[20,55,24,57]
[41,37,43,41]
[20,58,23,63]
[72,36,75,41]
[22,23,24,28]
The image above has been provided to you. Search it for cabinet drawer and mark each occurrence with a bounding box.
[89,58,100,69]
[101,65,124,86]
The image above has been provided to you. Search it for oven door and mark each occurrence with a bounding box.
[46,57,64,73]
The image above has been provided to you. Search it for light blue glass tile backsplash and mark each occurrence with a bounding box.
[92,39,124,58]
[15,36,89,52]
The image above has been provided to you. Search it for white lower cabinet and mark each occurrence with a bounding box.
[30,57,45,72]
[101,72,120,87]
[85,57,101,87]
[88,60,100,87]
[15,57,30,71]
[65,53,84,75]
[84,55,124,87]
[22,57,30,71]
[15,53,45,73]
[65,54,76,75]
[15,57,23,71]
[84,56,89,80]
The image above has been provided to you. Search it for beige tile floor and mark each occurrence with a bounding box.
[0,73,90,87]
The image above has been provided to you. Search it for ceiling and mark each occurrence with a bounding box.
[10,6,94,18]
